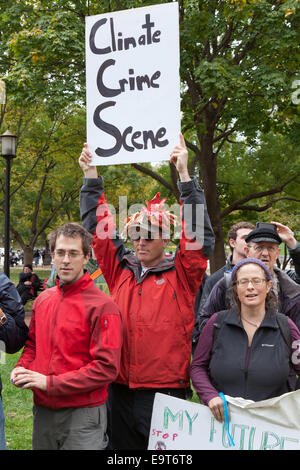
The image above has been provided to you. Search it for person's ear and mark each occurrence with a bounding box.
[163,239,170,249]
[266,280,272,293]
[229,238,236,250]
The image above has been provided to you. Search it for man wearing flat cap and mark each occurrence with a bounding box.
[198,221,300,334]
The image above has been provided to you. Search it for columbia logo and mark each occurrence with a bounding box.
[261,344,274,347]
[155,278,165,285]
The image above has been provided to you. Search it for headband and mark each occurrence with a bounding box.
[231,258,272,282]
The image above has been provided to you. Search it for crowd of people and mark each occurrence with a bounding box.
[0,248,50,267]
[0,134,299,450]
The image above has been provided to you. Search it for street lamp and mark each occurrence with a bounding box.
[1,130,17,278]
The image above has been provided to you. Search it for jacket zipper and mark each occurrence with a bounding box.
[244,328,260,398]
[48,289,64,408]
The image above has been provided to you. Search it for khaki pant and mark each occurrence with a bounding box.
[32,404,108,450]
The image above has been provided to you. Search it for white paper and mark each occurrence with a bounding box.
[85,2,180,166]
[148,392,300,450]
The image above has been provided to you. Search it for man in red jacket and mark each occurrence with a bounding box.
[10,223,122,450]
[79,134,215,450]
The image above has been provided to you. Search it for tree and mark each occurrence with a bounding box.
[1,0,300,271]
[0,103,86,263]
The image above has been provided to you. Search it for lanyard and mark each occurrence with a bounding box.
[219,393,235,447]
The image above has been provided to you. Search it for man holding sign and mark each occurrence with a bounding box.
[79,134,215,449]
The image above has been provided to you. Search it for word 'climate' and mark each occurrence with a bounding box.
[89,14,161,55]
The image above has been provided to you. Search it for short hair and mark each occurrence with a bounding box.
[227,222,255,252]
[24,264,33,271]
[48,223,92,256]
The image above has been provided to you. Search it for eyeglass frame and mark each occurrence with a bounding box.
[128,226,164,242]
[247,243,279,253]
[53,249,85,259]
[235,277,268,287]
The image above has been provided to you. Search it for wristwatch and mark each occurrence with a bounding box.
[0,309,7,327]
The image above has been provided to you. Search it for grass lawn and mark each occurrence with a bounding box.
[1,266,51,450]
[1,351,33,450]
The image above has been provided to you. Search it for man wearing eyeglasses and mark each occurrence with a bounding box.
[79,134,215,450]
[10,223,122,450]
[198,221,300,334]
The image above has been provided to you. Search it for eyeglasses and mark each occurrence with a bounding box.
[249,244,278,253]
[54,250,84,259]
[236,278,267,287]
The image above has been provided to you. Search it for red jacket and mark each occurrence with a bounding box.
[17,272,122,409]
[80,177,215,390]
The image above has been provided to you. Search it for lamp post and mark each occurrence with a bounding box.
[1,130,17,278]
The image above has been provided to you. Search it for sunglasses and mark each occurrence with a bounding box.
[128,227,161,241]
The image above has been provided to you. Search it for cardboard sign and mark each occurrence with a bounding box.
[148,392,300,450]
[85,2,180,165]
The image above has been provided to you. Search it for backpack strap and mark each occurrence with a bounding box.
[223,271,232,289]
[213,310,230,347]
[276,313,292,349]
[275,313,296,391]
[223,271,232,308]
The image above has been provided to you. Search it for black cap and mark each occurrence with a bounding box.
[245,222,282,245]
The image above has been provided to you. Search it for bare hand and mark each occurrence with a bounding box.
[79,143,98,178]
[11,367,47,391]
[208,396,230,423]
[170,133,190,182]
[270,221,297,249]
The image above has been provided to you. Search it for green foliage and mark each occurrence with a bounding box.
[1,0,299,267]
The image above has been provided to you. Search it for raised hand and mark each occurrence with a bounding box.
[79,143,98,178]
[170,133,190,182]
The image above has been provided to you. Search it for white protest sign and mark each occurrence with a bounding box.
[148,392,300,450]
[85,2,180,166]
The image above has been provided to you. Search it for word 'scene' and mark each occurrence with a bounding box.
[93,101,168,157]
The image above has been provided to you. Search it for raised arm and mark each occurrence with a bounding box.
[79,144,128,293]
[271,221,300,283]
[171,134,215,295]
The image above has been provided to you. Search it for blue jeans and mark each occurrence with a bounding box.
[0,397,6,450]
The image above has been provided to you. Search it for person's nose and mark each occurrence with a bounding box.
[62,253,71,262]
[246,280,255,288]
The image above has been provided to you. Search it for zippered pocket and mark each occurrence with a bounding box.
[101,314,121,350]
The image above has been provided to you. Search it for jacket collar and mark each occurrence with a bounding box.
[225,308,279,331]
[122,252,175,284]
[57,270,92,295]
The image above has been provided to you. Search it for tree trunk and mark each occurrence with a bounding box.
[23,245,33,266]
[199,137,226,273]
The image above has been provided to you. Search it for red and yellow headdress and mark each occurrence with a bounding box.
[122,193,176,238]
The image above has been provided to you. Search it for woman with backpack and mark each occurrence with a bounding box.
[190,258,300,423]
